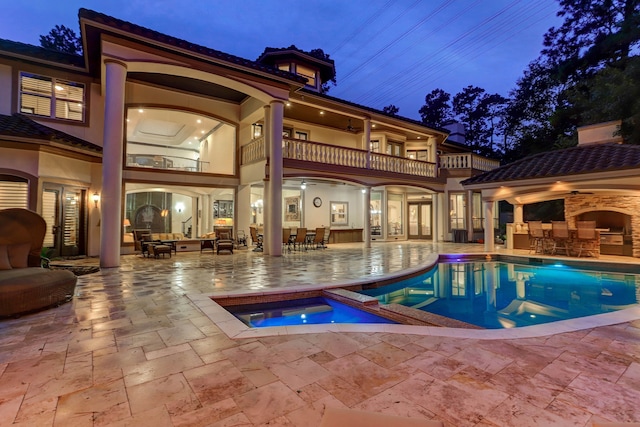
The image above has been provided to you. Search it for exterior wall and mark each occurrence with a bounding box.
[0,64,12,115]
[284,119,360,148]
[565,195,640,257]
[0,147,39,176]
[39,152,93,184]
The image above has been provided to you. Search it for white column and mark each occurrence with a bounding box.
[432,193,440,242]
[484,200,495,252]
[364,118,371,169]
[267,100,284,256]
[363,187,371,248]
[100,59,127,268]
[263,105,271,254]
[514,203,524,224]
[466,189,474,242]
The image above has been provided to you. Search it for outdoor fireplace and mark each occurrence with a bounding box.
[565,195,640,257]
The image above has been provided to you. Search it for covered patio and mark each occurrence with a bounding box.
[463,122,640,258]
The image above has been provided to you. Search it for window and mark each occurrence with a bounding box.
[472,192,483,229]
[386,140,403,157]
[387,193,404,236]
[278,63,291,72]
[370,140,380,153]
[20,72,85,122]
[449,193,466,230]
[294,130,308,140]
[296,64,316,88]
[0,177,28,209]
[407,150,428,161]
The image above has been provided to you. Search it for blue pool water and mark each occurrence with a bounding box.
[228,297,396,328]
[359,260,640,329]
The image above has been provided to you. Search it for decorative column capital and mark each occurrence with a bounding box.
[104,58,128,69]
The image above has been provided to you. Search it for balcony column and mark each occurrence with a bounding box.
[466,190,474,243]
[483,199,495,252]
[100,59,127,268]
[363,187,371,248]
[267,100,284,256]
[364,118,371,169]
[263,104,271,254]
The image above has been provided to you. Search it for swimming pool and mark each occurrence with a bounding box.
[359,259,640,329]
[227,296,397,328]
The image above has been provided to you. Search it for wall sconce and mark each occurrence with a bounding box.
[175,202,185,213]
[92,192,100,208]
[361,188,367,194]
[300,180,306,190]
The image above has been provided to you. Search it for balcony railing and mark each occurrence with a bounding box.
[439,153,500,172]
[241,138,497,178]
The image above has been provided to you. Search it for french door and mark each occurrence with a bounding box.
[42,184,86,258]
[408,202,432,240]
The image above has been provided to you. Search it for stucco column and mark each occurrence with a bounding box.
[267,100,284,256]
[513,203,524,224]
[364,118,371,169]
[466,189,474,242]
[483,200,495,252]
[432,193,440,242]
[100,59,127,268]
[363,187,371,248]
[263,104,271,254]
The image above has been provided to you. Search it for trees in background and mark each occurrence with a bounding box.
[39,25,82,55]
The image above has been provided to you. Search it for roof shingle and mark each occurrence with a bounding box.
[462,143,640,185]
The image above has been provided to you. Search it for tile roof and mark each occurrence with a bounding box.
[0,38,85,68]
[79,8,307,84]
[462,143,640,185]
[0,114,102,154]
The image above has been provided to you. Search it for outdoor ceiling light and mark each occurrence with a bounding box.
[300,180,307,190]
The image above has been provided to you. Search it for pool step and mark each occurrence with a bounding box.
[322,288,379,306]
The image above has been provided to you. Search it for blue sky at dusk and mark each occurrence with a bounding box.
[0,0,562,119]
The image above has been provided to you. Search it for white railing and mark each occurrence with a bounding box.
[241,137,265,165]
[241,138,502,178]
[439,153,499,172]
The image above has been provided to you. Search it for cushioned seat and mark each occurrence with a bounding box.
[0,208,77,317]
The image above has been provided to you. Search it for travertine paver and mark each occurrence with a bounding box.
[0,241,639,426]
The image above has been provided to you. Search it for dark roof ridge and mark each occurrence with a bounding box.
[0,38,85,68]
[78,8,307,84]
[0,113,102,154]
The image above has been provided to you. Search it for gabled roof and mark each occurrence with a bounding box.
[0,114,102,154]
[462,143,640,186]
[0,38,85,69]
[79,8,307,84]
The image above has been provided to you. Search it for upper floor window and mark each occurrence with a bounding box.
[296,64,316,88]
[386,140,403,157]
[20,72,85,122]
[407,150,428,161]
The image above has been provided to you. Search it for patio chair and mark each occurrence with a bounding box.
[527,221,546,254]
[293,227,307,251]
[216,232,234,255]
[249,226,263,252]
[312,227,325,249]
[282,228,292,252]
[551,221,571,256]
[133,229,152,257]
[575,222,600,258]
[236,230,247,248]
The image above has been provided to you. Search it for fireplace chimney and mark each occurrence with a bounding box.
[577,120,623,146]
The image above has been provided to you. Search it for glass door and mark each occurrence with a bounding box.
[408,202,432,240]
[43,184,86,257]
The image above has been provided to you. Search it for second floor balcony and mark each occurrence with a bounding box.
[241,137,499,182]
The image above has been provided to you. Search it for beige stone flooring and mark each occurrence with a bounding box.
[1,241,639,426]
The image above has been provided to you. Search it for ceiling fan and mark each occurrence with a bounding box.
[345,118,361,133]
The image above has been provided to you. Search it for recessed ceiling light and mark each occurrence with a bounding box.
[286,102,291,107]
[200,130,205,134]
[320,111,325,115]
[372,124,376,128]
[54,85,64,91]
[197,119,202,123]
[138,109,144,113]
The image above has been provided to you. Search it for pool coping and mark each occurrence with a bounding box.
[187,252,640,340]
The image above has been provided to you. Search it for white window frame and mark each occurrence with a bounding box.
[19,72,85,122]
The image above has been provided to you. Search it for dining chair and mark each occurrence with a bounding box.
[312,227,325,249]
[551,221,571,256]
[527,221,545,254]
[249,226,263,252]
[293,227,307,251]
[576,225,600,258]
[282,228,292,252]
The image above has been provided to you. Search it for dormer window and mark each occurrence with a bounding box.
[295,64,316,88]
